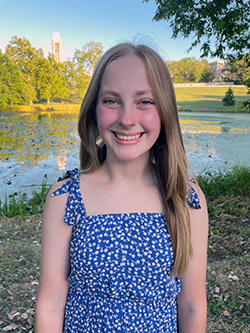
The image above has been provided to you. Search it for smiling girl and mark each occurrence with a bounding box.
[36,43,208,333]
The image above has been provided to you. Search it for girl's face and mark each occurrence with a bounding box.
[96,55,161,164]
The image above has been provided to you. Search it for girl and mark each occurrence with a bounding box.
[36,43,208,333]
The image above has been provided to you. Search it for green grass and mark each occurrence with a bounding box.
[175,86,249,112]
[197,165,250,197]
[0,176,50,218]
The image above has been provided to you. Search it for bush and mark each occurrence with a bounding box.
[222,87,235,106]
[197,165,250,197]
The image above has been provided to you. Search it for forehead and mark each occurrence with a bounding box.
[99,55,152,91]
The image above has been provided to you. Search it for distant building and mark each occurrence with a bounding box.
[209,60,240,81]
[52,32,62,62]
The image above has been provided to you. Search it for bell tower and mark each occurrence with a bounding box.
[52,32,62,62]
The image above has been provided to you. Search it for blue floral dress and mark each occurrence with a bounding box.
[51,169,201,333]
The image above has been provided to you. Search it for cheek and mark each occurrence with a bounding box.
[96,107,117,132]
[141,110,161,134]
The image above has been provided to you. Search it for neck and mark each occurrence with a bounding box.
[100,154,155,186]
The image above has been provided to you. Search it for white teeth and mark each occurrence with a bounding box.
[116,133,141,140]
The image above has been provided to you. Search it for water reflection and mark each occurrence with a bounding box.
[0,110,250,197]
[181,124,222,134]
[0,111,79,168]
[57,150,67,171]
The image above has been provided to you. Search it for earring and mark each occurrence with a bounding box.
[95,135,105,148]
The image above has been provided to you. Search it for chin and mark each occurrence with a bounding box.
[114,151,150,163]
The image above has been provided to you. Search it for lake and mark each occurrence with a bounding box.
[1,110,250,198]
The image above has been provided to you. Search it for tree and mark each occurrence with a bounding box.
[224,54,250,84]
[71,41,103,98]
[166,57,214,83]
[144,0,250,108]
[200,68,215,83]
[0,51,25,107]
[144,0,250,59]
[36,55,69,106]
[6,36,44,104]
[222,87,235,106]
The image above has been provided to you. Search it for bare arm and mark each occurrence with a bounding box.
[35,182,72,333]
[177,184,208,333]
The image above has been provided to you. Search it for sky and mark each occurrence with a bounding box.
[0,0,213,62]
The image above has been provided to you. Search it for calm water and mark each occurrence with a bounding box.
[1,110,250,198]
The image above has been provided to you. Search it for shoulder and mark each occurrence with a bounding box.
[187,181,209,239]
[177,182,208,323]
[43,169,80,222]
[46,175,72,204]
[46,169,85,226]
[44,180,70,224]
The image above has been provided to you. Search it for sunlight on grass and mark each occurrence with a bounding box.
[175,86,249,111]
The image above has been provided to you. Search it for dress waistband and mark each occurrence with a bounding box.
[69,284,177,305]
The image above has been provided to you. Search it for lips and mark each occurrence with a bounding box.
[112,131,144,141]
[115,133,142,141]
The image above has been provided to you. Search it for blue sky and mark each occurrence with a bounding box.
[0,0,211,62]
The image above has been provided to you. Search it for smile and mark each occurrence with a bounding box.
[115,133,142,141]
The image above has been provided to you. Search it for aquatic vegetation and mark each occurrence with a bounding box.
[197,165,250,197]
[0,176,49,217]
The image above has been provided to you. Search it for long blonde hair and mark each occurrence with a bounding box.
[78,43,192,275]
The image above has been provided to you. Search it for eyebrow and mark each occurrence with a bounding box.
[99,89,154,98]
[135,90,154,97]
[99,90,120,98]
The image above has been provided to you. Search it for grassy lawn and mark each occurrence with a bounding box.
[175,86,249,112]
[0,166,249,332]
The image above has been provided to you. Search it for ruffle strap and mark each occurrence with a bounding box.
[51,168,86,226]
[186,186,201,210]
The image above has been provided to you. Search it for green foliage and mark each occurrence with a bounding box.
[0,51,25,107]
[200,68,215,83]
[2,37,103,107]
[36,55,69,105]
[0,177,50,218]
[222,87,235,106]
[144,0,250,109]
[197,166,250,197]
[69,41,103,98]
[166,57,214,83]
[224,54,250,84]
[143,0,250,59]
[6,36,44,104]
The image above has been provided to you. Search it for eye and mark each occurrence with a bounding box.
[103,99,117,105]
[139,99,155,106]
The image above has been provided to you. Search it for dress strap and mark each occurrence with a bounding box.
[51,168,86,226]
[186,180,201,210]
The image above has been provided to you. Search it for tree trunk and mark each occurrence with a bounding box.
[30,100,33,105]
[47,98,50,106]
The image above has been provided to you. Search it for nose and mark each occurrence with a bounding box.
[118,104,137,128]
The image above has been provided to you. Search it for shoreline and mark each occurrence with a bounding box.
[1,105,249,113]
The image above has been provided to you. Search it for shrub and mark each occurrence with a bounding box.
[222,87,235,106]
